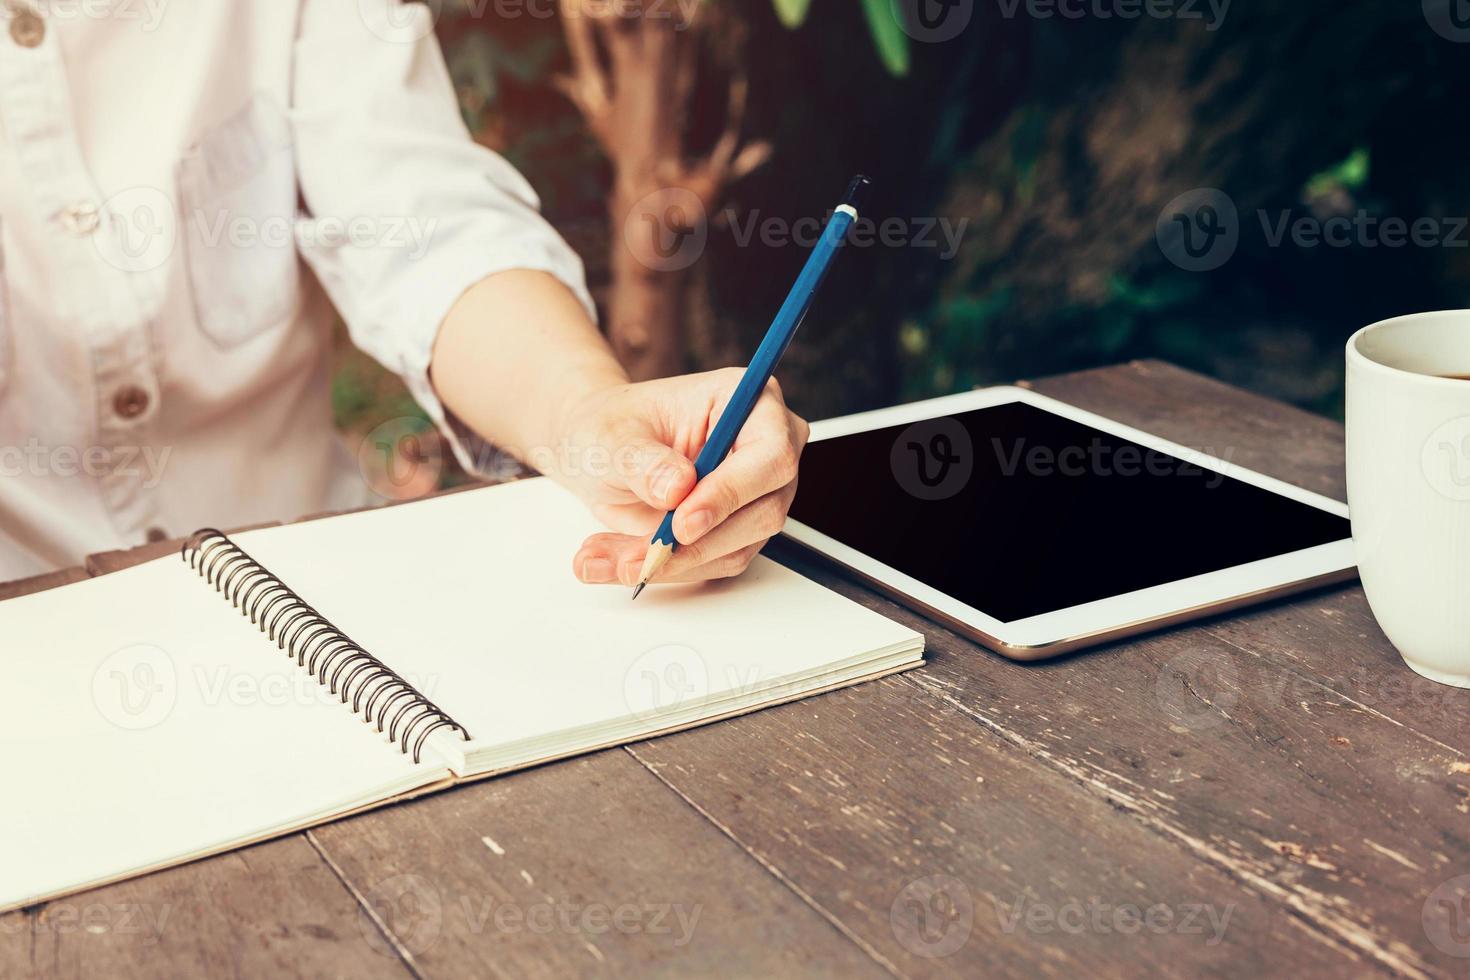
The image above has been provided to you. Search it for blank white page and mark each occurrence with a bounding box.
[0,558,446,912]
[232,479,924,775]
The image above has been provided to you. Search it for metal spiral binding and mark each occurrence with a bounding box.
[181,529,470,763]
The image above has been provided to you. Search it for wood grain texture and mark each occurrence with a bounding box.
[2,494,889,977]
[897,607,1459,978]
[1028,361,1467,973]
[0,555,413,980]
[4,360,1450,979]
[0,839,412,980]
[82,542,181,576]
[83,521,282,577]
[0,566,89,602]
[627,675,1358,978]
[1202,587,1470,765]
[629,361,1465,978]
[309,752,891,979]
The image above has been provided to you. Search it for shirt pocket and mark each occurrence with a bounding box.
[176,94,301,349]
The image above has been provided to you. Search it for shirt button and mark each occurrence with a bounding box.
[113,385,151,420]
[61,200,101,237]
[9,8,43,48]
[145,527,168,543]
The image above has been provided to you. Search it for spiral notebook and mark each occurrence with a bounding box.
[0,478,924,912]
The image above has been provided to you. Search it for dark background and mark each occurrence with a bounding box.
[334,0,1470,481]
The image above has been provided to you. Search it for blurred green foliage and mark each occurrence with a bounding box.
[334,1,1470,453]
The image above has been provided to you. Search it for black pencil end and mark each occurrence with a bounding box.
[631,582,646,601]
[842,175,873,214]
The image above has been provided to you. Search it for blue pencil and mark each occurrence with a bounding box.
[633,174,872,598]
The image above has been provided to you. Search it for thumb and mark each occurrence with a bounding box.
[622,438,697,511]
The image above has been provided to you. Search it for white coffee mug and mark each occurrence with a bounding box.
[1346,310,1470,687]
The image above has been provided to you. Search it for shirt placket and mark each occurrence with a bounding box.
[0,3,165,542]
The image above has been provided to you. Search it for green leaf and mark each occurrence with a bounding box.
[771,0,813,28]
[860,0,911,76]
[1304,146,1371,199]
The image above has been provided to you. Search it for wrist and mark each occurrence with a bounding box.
[546,371,629,459]
[431,267,631,472]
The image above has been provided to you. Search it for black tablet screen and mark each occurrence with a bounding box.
[788,400,1350,623]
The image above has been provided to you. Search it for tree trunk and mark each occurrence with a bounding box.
[607,182,694,377]
[556,0,769,380]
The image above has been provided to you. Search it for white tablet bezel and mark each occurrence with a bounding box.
[780,386,1357,660]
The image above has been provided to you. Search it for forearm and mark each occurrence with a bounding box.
[429,267,807,589]
[429,269,628,467]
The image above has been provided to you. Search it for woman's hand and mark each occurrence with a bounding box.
[430,271,806,587]
[548,368,809,587]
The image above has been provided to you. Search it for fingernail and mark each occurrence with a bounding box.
[619,559,643,586]
[681,509,714,543]
[650,464,680,504]
[581,557,615,583]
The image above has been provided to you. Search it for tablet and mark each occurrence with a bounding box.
[784,386,1356,660]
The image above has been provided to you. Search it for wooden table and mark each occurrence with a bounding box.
[3,360,1466,979]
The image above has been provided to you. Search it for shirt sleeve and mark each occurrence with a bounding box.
[290,0,595,475]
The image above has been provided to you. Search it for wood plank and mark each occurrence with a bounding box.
[4,360,1428,978]
[308,751,891,979]
[1016,362,1470,974]
[0,838,412,980]
[9,525,891,977]
[893,604,1460,978]
[0,566,89,602]
[83,541,181,576]
[0,537,415,980]
[1081,363,1470,768]
[83,521,282,577]
[1033,361,1470,742]
[628,670,1359,978]
[632,361,1469,976]
[1201,587,1470,760]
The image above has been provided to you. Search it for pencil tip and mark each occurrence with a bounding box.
[631,582,646,601]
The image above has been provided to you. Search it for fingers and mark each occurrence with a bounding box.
[589,500,663,536]
[659,485,793,575]
[622,438,697,512]
[672,385,807,546]
[571,377,808,589]
[655,543,766,584]
[572,484,794,586]
[572,531,646,585]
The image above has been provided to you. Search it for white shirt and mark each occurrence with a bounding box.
[0,0,592,581]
